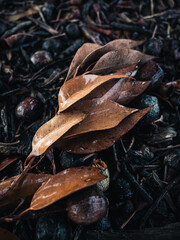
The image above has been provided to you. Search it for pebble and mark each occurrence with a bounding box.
[131,94,160,124]
[41,3,55,21]
[145,38,163,56]
[65,23,80,39]
[42,39,63,56]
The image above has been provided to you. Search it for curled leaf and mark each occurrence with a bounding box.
[76,39,144,75]
[28,111,86,158]
[58,72,127,112]
[91,49,154,75]
[63,99,137,139]
[56,106,153,154]
[66,43,100,80]
[28,166,106,210]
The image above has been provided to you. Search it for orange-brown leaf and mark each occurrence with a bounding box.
[63,99,137,139]
[29,166,106,210]
[28,111,86,157]
[58,72,127,112]
[56,106,153,154]
[0,174,51,211]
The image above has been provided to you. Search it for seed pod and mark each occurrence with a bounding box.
[67,187,108,225]
[15,97,43,123]
[92,159,110,192]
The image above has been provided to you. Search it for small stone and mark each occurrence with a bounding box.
[30,50,52,65]
[42,39,63,57]
[41,3,55,21]
[65,23,80,39]
[130,94,160,124]
[145,38,163,56]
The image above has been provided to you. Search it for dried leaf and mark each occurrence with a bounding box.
[58,72,127,112]
[56,106,153,154]
[28,111,86,158]
[0,174,51,211]
[66,43,100,80]
[0,227,20,240]
[76,39,144,75]
[63,99,137,139]
[28,167,106,210]
[91,49,154,75]
[101,78,151,105]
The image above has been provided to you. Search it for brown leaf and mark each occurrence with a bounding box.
[56,106,153,154]
[58,72,127,112]
[76,39,144,75]
[28,111,86,158]
[63,99,137,139]
[28,166,106,210]
[0,173,51,211]
[90,49,154,75]
[0,227,20,240]
[83,77,150,105]
[66,43,100,80]
[101,78,151,105]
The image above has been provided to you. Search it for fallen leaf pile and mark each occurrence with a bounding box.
[0,39,155,221]
[27,39,154,159]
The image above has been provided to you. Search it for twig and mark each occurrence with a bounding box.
[140,174,180,228]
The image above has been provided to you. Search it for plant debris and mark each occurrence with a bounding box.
[0,1,180,239]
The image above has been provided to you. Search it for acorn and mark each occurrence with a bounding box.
[30,50,52,66]
[91,159,110,192]
[15,97,43,123]
[67,187,108,225]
